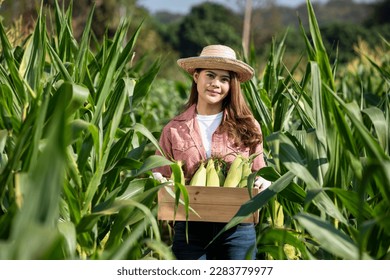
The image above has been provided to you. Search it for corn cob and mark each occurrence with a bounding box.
[206,158,219,187]
[189,161,206,186]
[283,244,301,260]
[215,160,225,186]
[223,155,243,187]
[238,158,252,188]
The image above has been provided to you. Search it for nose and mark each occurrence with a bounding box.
[211,79,220,88]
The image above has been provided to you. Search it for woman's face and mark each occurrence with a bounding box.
[193,69,231,113]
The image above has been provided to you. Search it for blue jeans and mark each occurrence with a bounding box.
[172,221,257,260]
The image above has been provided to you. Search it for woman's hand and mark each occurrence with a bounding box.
[153,172,175,186]
[254,176,271,191]
[152,172,167,183]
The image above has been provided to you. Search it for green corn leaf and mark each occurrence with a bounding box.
[295,212,372,260]
[211,170,296,245]
[133,155,173,177]
[362,107,388,152]
[0,22,27,105]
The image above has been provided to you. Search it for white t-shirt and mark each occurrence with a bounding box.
[196,111,223,158]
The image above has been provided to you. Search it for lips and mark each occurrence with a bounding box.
[207,90,220,95]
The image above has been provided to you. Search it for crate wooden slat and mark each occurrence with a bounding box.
[157,185,259,223]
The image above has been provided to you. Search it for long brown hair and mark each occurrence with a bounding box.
[185,69,263,151]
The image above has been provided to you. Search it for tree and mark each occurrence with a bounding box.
[175,3,243,57]
[365,0,390,26]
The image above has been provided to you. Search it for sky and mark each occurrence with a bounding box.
[138,0,375,14]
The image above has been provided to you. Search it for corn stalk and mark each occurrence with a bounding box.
[237,0,390,260]
[0,1,173,260]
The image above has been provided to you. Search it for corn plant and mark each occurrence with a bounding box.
[230,0,390,260]
[0,1,174,260]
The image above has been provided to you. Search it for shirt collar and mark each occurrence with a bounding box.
[175,104,227,122]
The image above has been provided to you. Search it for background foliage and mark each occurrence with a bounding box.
[1,0,389,78]
[0,0,389,260]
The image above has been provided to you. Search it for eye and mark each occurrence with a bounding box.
[206,72,215,78]
[221,77,230,83]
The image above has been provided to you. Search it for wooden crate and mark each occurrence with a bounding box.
[157,185,260,223]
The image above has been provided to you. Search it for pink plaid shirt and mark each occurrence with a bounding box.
[155,104,266,183]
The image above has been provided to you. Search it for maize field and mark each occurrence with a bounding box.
[0,0,389,260]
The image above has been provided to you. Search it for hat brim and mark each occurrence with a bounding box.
[177,56,254,82]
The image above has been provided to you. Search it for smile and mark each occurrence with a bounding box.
[207,90,220,95]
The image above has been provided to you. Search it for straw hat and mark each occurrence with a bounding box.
[177,45,254,82]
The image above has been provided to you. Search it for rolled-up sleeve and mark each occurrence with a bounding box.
[154,125,173,178]
[251,121,267,172]
[251,141,266,172]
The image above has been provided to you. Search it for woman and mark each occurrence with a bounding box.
[154,45,270,260]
